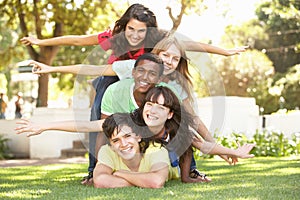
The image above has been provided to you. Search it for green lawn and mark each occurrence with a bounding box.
[0,156,299,200]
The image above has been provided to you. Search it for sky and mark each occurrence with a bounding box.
[127,0,260,44]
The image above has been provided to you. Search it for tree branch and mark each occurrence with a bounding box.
[17,0,38,59]
[33,0,42,39]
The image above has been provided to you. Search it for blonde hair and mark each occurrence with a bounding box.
[151,35,194,101]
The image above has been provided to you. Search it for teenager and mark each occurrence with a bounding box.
[93,113,178,188]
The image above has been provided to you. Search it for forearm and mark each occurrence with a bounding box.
[184,41,229,55]
[194,117,215,142]
[94,174,133,188]
[114,170,167,188]
[42,120,103,133]
[183,100,215,142]
[35,34,99,46]
[53,64,115,76]
[193,139,236,156]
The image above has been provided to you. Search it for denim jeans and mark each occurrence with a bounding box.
[88,76,119,173]
[168,149,197,170]
[190,153,197,170]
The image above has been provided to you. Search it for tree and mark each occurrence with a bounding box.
[253,0,300,73]
[0,0,115,106]
[269,64,300,111]
[167,0,206,31]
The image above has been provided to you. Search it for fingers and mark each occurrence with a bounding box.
[15,119,39,137]
[231,157,238,165]
[16,119,29,125]
[31,64,40,74]
[220,155,232,165]
[28,61,43,75]
[20,37,32,46]
[238,143,256,158]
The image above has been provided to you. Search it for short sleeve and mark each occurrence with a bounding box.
[146,145,170,166]
[97,145,115,168]
[97,30,112,50]
[101,84,115,116]
[112,60,135,80]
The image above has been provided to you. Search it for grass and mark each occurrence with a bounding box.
[0,156,299,200]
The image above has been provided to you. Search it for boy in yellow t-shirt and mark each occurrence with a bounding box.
[93,113,178,188]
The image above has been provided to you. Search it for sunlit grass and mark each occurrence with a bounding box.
[0,157,299,199]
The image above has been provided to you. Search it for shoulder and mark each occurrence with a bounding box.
[145,143,168,155]
[99,144,113,154]
[156,82,182,102]
[107,79,134,90]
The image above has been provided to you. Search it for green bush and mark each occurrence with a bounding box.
[194,130,300,159]
[0,134,12,160]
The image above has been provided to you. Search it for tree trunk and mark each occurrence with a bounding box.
[35,45,61,107]
[36,74,49,107]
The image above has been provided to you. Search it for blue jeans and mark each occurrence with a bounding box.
[190,153,197,170]
[169,150,197,170]
[88,76,119,173]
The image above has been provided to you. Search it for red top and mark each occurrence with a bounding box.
[97,30,145,64]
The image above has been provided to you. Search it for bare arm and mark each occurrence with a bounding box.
[15,119,104,137]
[183,41,248,56]
[192,136,255,159]
[93,164,133,188]
[113,163,169,188]
[20,34,99,46]
[28,60,116,76]
[182,99,214,142]
[184,99,239,164]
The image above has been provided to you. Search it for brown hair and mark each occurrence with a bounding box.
[111,4,166,59]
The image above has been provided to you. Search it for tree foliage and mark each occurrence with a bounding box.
[269,64,300,111]
[0,0,117,106]
[253,0,300,73]
[212,0,299,114]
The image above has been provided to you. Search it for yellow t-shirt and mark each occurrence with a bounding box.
[97,143,179,181]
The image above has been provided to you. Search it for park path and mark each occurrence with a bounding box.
[0,157,88,167]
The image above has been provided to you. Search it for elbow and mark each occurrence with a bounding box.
[147,178,165,189]
[93,176,110,188]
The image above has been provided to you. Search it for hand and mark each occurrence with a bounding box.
[225,46,249,56]
[20,36,40,46]
[28,60,53,74]
[113,169,130,177]
[15,119,44,137]
[219,154,239,165]
[235,142,256,158]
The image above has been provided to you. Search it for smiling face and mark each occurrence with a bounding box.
[158,44,181,75]
[110,125,141,160]
[125,18,147,48]
[132,59,161,94]
[142,94,173,132]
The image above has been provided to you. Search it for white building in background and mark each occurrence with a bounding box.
[1,96,299,159]
[196,96,260,138]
